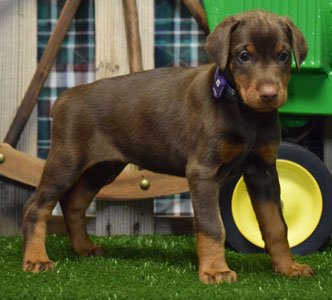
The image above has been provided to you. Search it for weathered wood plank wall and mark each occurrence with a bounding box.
[0,0,37,235]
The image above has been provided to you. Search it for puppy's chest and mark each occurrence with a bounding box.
[218,140,278,178]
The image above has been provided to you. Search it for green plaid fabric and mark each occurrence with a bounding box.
[37,0,95,159]
[37,0,208,216]
[155,0,208,68]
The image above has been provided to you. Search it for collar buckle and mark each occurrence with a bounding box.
[212,67,241,103]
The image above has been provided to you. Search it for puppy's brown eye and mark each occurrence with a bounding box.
[238,51,250,62]
[279,51,289,62]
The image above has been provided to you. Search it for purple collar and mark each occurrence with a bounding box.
[212,67,241,103]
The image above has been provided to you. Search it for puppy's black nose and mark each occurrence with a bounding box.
[259,84,278,103]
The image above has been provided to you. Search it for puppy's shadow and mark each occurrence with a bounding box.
[56,236,198,268]
[102,244,197,267]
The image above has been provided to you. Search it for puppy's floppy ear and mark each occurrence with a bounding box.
[205,16,239,71]
[284,17,308,70]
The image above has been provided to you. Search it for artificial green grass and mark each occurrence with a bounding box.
[0,235,331,300]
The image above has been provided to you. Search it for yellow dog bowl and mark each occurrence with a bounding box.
[231,159,323,248]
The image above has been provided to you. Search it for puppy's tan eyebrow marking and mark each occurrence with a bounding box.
[276,43,284,53]
[246,44,255,54]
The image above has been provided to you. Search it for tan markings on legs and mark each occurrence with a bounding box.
[22,202,56,273]
[258,143,279,164]
[219,142,245,164]
[252,201,313,277]
[196,217,237,284]
[62,178,103,256]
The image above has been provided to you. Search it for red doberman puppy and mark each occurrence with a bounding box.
[22,10,312,283]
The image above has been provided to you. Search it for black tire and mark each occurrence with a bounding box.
[219,141,332,255]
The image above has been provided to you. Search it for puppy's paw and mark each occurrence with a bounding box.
[199,269,238,284]
[78,246,105,257]
[274,262,314,277]
[22,259,55,273]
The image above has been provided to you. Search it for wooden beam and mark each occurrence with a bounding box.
[122,0,143,73]
[182,0,210,35]
[4,0,82,148]
[122,0,144,172]
[97,169,189,200]
[0,143,189,200]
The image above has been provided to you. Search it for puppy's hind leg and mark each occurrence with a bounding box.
[22,152,83,273]
[60,161,126,256]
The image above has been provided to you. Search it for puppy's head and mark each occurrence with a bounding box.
[205,10,308,112]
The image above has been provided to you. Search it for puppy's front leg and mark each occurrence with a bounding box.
[243,160,314,277]
[187,164,237,284]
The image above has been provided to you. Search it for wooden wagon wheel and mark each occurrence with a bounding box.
[0,143,189,199]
